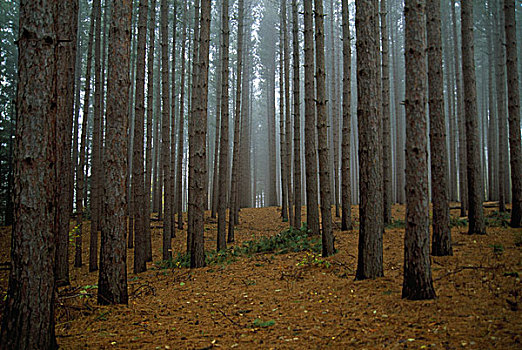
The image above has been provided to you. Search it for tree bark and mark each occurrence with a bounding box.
[0,1,58,346]
[283,0,294,227]
[341,0,352,231]
[355,0,384,279]
[314,0,335,257]
[279,8,289,223]
[292,0,302,229]
[97,0,131,305]
[504,0,522,227]
[402,0,436,300]
[461,0,486,235]
[427,0,452,256]
[381,0,392,226]
[304,0,320,236]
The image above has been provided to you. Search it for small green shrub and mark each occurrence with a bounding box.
[252,318,275,328]
[386,219,405,229]
[486,211,510,228]
[450,217,468,228]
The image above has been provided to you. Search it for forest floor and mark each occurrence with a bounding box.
[0,204,521,349]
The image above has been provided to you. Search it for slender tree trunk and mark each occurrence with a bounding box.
[329,0,340,219]
[341,0,352,231]
[217,0,230,251]
[89,0,102,272]
[144,0,157,261]
[427,0,452,256]
[355,0,384,279]
[76,1,97,268]
[304,0,320,235]
[460,0,486,235]
[403,0,436,300]
[170,3,177,239]
[211,1,222,220]
[190,0,210,268]
[279,10,289,223]
[283,0,294,227]
[176,0,188,230]
[314,0,335,256]
[0,1,58,346]
[504,0,522,227]
[127,0,137,250]
[381,0,392,225]
[133,0,148,273]
[292,0,302,229]
[228,0,245,243]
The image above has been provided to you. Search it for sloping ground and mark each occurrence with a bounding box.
[0,204,521,349]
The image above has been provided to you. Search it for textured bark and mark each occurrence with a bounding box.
[160,0,172,261]
[427,0,452,256]
[303,0,320,236]
[292,0,302,229]
[487,5,498,202]
[176,0,187,231]
[189,0,210,268]
[211,2,222,220]
[97,0,131,305]
[341,0,352,231]
[133,0,148,273]
[76,1,97,268]
[0,1,58,346]
[381,0,392,226]
[504,0,522,227]
[329,0,340,219]
[144,0,157,261]
[496,3,508,213]
[169,4,177,239]
[314,0,335,257]
[402,0,436,300]
[229,0,245,243]
[452,0,467,217]
[279,11,289,223]
[461,0,486,235]
[283,0,294,227]
[217,0,230,251]
[89,0,102,272]
[355,0,383,279]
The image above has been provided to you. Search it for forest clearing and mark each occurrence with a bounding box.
[1,205,519,349]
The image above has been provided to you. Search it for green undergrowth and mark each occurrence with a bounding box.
[155,224,322,269]
[486,210,510,228]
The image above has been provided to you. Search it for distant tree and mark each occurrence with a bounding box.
[217,0,230,251]
[283,0,294,226]
[0,0,59,346]
[133,0,149,273]
[314,0,335,257]
[355,0,383,279]
[504,0,522,228]
[97,0,131,305]
[279,5,289,223]
[303,0,320,235]
[427,0,452,255]
[341,0,352,231]
[402,0,436,300]
[461,0,486,235]
[189,0,211,268]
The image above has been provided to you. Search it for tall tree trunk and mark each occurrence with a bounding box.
[381,0,392,225]
[217,0,230,251]
[133,0,148,273]
[189,0,210,268]
[304,0,320,235]
[76,1,97,268]
[487,3,498,202]
[427,0,452,256]
[355,0,384,279]
[267,42,278,208]
[169,3,177,239]
[176,0,188,230]
[279,8,289,223]
[160,0,172,261]
[283,0,294,227]
[461,0,486,235]
[89,0,102,272]
[504,0,522,227]
[0,1,58,346]
[314,0,335,256]
[144,0,157,261]
[329,0,340,219]
[341,0,352,231]
[211,0,222,220]
[98,0,131,305]
[292,0,302,229]
[229,0,245,243]
[452,0,467,217]
[403,0,436,300]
